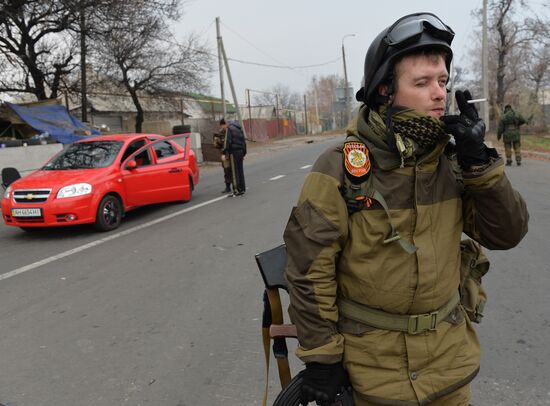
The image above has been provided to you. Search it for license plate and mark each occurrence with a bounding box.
[11,208,42,217]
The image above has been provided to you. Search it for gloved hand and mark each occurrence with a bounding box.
[441,90,490,170]
[300,362,350,406]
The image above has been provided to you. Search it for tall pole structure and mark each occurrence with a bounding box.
[303,94,308,135]
[247,89,253,139]
[220,40,247,138]
[313,87,320,133]
[275,93,281,136]
[216,17,226,118]
[80,5,88,123]
[482,0,490,131]
[342,34,355,126]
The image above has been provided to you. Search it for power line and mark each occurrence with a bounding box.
[157,33,342,70]
[220,21,292,68]
[168,18,341,71]
[226,56,341,70]
[219,21,341,70]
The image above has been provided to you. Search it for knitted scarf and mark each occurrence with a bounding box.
[367,107,448,166]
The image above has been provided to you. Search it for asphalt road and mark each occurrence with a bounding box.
[0,137,549,406]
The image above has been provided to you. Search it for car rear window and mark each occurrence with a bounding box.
[43,141,124,170]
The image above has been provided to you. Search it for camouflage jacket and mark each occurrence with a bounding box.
[497,110,526,143]
[283,106,529,405]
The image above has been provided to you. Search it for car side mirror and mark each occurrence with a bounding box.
[127,160,137,170]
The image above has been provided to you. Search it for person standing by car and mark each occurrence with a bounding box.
[497,104,527,166]
[283,12,529,406]
[220,118,246,196]
[213,130,233,193]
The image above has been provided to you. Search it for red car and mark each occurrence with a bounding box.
[2,133,198,232]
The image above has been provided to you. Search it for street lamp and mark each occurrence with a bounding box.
[342,34,355,126]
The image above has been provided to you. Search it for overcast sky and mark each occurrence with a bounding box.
[172,0,539,104]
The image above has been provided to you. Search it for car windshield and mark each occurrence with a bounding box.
[43,141,124,170]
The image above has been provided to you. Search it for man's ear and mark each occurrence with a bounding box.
[378,84,388,96]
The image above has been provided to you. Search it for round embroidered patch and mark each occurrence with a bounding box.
[344,142,371,178]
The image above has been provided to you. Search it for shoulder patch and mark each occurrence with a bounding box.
[343,142,371,179]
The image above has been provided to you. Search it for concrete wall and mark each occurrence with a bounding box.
[0,143,63,174]
[0,134,203,175]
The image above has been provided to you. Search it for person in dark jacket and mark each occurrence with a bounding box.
[220,118,247,196]
[497,104,527,166]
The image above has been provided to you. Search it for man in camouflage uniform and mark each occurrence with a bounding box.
[497,104,527,166]
[283,13,529,406]
[213,128,233,193]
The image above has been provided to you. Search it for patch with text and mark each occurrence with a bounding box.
[343,142,371,179]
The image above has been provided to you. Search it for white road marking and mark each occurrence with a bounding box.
[0,195,229,282]
[269,175,285,181]
[300,165,312,169]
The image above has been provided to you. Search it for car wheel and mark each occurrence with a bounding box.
[181,176,193,203]
[94,195,122,232]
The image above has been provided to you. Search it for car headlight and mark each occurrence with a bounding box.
[57,183,92,199]
[3,185,11,200]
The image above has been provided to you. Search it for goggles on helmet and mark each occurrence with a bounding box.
[385,13,454,48]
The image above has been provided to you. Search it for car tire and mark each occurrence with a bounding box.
[94,195,122,232]
[184,177,193,201]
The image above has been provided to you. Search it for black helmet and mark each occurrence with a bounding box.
[356,12,455,107]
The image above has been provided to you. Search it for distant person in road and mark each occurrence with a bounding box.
[497,104,527,166]
[220,118,246,196]
[213,130,233,193]
[283,12,528,406]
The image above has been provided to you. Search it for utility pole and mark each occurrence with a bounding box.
[313,88,320,133]
[342,34,355,125]
[303,94,308,135]
[80,4,88,123]
[246,89,253,139]
[220,40,247,138]
[275,93,280,135]
[482,0,490,131]
[216,17,226,118]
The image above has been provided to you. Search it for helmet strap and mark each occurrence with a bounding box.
[384,75,397,151]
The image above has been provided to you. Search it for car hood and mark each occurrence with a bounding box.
[11,168,113,189]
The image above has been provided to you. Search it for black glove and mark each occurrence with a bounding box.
[441,90,490,170]
[300,362,350,406]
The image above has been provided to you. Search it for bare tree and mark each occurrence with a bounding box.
[91,0,212,132]
[522,43,549,129]
[525,44,549,105]
[65,0,119,121]
[252,84,302,110]
[306,74,343,129]
[0,0,80,100]
[490,0,547,108]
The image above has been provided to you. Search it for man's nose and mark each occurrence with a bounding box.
[432,83,446,100]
